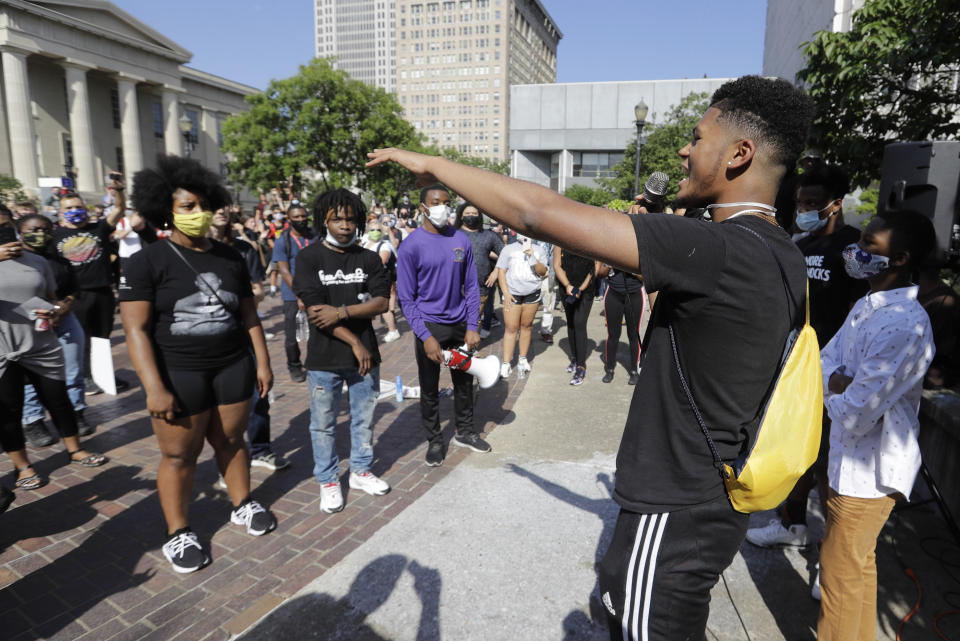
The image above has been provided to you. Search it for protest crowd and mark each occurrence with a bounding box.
[2,75,959,641]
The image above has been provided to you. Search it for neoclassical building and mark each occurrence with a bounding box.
[0,0,258,199]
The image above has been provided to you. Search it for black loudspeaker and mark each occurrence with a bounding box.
[878,141,960,260]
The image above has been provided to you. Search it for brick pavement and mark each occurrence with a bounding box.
[0,296,534,641]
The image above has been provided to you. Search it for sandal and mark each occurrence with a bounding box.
[68,451,108,468]
[15,467,45,491]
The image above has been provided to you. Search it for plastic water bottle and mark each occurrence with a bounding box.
[295,310,308,342]
[395,376,403,403]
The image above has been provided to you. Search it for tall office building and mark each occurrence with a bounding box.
[395,0,561,160]
[762,0,865,83]
[314,0,396,92]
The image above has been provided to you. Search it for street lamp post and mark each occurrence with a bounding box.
[633,99,649,197]
[178,114,194,157]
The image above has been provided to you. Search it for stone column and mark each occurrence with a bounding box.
[161,87,182,156]
[116,75,144,188]
[201,108,220,170]
[1,47,38,192]
[62,61,99,194]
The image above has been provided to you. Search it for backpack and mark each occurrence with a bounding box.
[670,224,822,513]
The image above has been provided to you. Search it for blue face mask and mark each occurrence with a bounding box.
[795,201,839,232]
[795,210,828,232]
[63,207,88,225]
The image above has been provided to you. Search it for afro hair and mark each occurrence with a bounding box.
[311,188,367,236]
[131,155,231,229]
[798,163,851,200]
[710,76,814,173]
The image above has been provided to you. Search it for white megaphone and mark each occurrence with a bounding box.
[443,347,501,389]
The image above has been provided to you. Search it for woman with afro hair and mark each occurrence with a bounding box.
[119,155,276,574]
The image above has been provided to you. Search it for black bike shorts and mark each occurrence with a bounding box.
[161,354,255,418]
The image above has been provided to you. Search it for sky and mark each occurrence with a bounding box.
[114,0,768,90]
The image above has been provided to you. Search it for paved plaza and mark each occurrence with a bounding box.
[1,298,957,641]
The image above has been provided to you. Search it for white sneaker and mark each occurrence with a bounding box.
[811,562,821,600]
[383,330,401,343]
[479,328,490,339]
[319,481,344,513]
[745,519,809,548]
[500,362,512,379]
[517,358,531,379]
[349,471,391,496]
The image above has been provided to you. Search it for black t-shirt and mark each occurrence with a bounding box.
[615,214,806,513]
[39,250,78,300]
[231,236,266,283]
[560,250,594,291]
[462,229,504,283]
[607,269,645,294]
[293,243,391,372]
[118,240,253,371]
[794,225,868,344]
[52,221,115,290]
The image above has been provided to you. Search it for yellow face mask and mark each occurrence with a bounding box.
[173,210,214,238]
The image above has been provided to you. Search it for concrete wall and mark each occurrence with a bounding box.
[509,78,733,153]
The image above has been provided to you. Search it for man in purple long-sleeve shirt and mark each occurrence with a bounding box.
[397,184,489,466]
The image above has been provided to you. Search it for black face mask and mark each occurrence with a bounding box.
[0,226,18,244]
[291,220,312,236]
[462,215,481,229]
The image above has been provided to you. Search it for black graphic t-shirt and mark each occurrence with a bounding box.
[293,243,391,372]
[52,221,115,290]
[795,225,868,344]
[615,214,806,513]
[119,240,253,370]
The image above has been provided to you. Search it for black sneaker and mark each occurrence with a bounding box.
[288,365,307,383]
[627,373,640,386]
[425,441,445,467]
[114,377,130,393]
[76,410,96,437]
[230,498,277,536]
[84,378,104,396]
[23,419,55,447]
[162,528,208,574]
[453,432,492,453]
[602,370,615,384]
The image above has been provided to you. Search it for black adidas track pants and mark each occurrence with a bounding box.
[597,498,748,641]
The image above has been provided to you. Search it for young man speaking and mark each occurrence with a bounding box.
[368,76,813,640]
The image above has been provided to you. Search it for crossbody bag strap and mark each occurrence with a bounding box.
[166,241,240,320]
[730,223,801,326]
[668,322,729,479]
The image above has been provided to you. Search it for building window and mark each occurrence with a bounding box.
[111,89,121,129]
[115,146,125,175]
[571,152,625,178]
[152,102,164,138]
[184,109,199,144]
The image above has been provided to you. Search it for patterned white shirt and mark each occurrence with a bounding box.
[820,285,934,500]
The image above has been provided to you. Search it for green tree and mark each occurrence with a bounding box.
[439,147,509,176]
[798,0,960,188]
[0,174,29,205]
[598,92,710,202]
[564,184,613,206]
[222,58,424,204]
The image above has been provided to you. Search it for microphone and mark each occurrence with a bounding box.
[642,171,669,206]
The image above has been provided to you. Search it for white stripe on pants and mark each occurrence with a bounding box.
[621,512,669,641]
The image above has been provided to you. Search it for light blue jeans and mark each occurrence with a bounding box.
[307,366,379,485]
[22,311,86,424]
